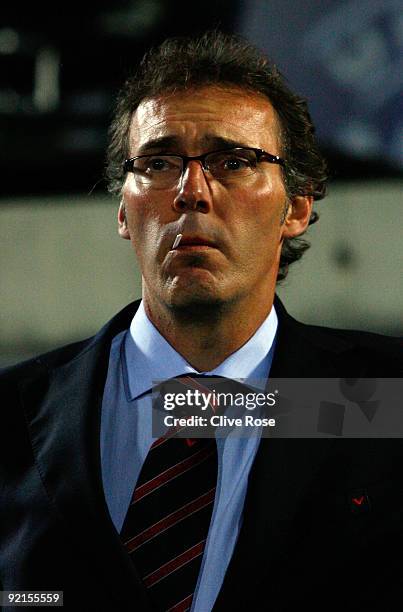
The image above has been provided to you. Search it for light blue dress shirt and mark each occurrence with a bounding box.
[101,301,277,611]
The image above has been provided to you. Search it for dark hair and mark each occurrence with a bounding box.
[106,30,328,281]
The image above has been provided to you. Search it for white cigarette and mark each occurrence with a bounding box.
[172,233,183,249]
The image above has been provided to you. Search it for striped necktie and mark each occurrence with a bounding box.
[120,375,219,612]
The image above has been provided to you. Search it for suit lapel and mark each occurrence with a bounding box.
[269,295,353,378]
[20,303,153,611]
[213,297,350,610]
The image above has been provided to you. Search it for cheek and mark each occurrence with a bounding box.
[123,183,162,244]
[233,179,285,238]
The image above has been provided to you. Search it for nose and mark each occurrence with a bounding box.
[172,160,213,214]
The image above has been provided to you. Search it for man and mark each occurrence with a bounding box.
[1,31,402,612]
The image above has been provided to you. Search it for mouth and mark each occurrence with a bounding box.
[170,235,218,251]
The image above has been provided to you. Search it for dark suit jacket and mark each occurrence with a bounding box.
[1,297,402,611]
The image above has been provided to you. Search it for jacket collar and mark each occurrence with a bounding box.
[270,295,353,377]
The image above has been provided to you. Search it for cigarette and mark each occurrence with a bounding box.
[172,233,183,249]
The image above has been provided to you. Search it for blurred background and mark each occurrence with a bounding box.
[1,0,402,366]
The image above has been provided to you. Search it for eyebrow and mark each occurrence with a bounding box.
[136,136,180,154]
[135,134,251,155]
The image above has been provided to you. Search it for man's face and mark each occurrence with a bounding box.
[120,85,310,315]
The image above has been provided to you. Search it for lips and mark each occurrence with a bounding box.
[174,235,217,249]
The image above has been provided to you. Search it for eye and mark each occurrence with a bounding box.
[222,156,251,171]
[207,149,256,175]
[133,155,182,175]
[148,157,171,172]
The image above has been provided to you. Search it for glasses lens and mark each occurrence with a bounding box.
[131,155,183,187]
[205,148,257,179]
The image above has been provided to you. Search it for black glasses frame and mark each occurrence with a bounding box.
[123,146,286,175]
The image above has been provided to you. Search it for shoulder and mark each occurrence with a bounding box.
[0,299,142,387]
[273,296,402,376]
[297,322,402,376]
[303,321,401,350]
[0,339,102,424]
[0,337,93,384]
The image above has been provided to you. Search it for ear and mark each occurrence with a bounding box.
[118,201,130,240]
[282,195,314,239]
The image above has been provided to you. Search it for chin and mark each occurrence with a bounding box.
[165,285,231,322]
[168,285,224,308]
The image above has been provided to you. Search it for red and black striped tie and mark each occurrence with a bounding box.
[120,376,219,612]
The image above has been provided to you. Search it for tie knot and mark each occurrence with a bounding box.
[174,375,220,412]
[152,374,262,441]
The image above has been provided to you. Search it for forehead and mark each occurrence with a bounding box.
[128,86,281,154]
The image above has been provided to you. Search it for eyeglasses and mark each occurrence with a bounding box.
[123,147,285,189]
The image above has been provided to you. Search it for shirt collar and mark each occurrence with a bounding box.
[124,300,278,401]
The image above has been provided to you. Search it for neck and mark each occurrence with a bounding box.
[143,291,275,372]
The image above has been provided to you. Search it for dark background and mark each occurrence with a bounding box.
[1,0,401,197]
